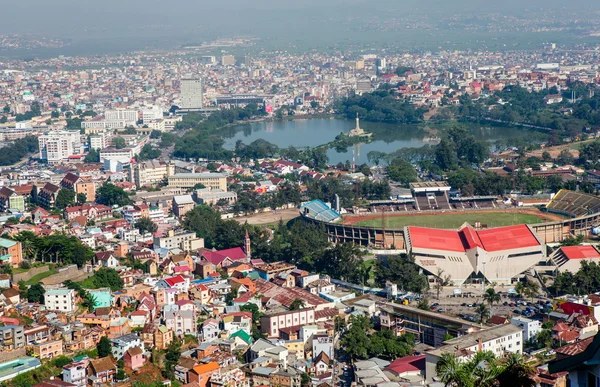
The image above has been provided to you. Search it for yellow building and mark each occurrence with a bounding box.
[167,173,227,191]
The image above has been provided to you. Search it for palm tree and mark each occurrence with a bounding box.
[483,288,501,314]
[476,303,490,324]
[497,353,536,387]
[436,353,472,387]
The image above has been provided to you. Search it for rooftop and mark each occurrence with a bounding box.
[560,245,600,260]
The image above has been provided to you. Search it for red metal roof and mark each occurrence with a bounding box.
[408,224,540,252]
[476,224,540,252]
[384,355,425,376]
[408,226,466,252]
[560,245,600,260]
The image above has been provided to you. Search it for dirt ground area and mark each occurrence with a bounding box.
[342,208,564,226]
[234,208,300,225]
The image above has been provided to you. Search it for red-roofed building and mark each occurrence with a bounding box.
[384,355,425,378]
[198,246,249,268]
[551,245,600,273]
[406,224,544,285]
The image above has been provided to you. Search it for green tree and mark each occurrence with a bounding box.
[374,255,428,294]
[55,188,76,209]
[387,158,418,186]
[475,303,490,324]
[483,288,501,314]
[150,130,162,139]
[96,183,131,207]
[97,336,112,358]
[84,148,100,163]
[289,298,306,310]
[113,137,126,149]
[76,193,87,205]
[93,267,124,291]
[134,217,158,234]
[27,283,45,303]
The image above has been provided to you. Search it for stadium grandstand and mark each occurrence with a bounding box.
[409,182,451,211]
[300,200,341,223]
[449,195,498,210]
[546,189,600,217]
[550,245,600,273]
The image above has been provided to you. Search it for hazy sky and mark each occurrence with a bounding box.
[1,0,597,55]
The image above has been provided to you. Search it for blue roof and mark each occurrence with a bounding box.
[300,200,340,223]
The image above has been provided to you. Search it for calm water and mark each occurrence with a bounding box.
[222,118,534,165]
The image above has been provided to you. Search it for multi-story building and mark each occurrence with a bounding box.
[63,359,89,387]
[60,172,96,202]
[38,130,82,163]
[193,188,237,206]
[0,187,25,212]
[99,147,134,164]
[35,182,61,209]
[260,309,315,338]
[81,120,129,130]
[153,230,204,251]
[173,195,195,217]
[510,316,542,342]
[141,106,164,123]
[23,325,50,345]
[111,333,142,359]
[380,303,480,347]
[0,237,23,268]
[168,173,227,190]
[221,56,236,66]
[33,339,64,360]
[180,78,203,109]
[128,160,175,187]
[44,288,76,313]
[425,324,523,381]
[105,109,138,124]
[89,132,107,151]
[0,325,25,350]
[164,309,197,337]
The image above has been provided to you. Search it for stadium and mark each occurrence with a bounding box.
[300,187,600,285]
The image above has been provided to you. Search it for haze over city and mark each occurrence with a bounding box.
[0,2,600,387]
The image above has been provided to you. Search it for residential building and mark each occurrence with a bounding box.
[260,309,315,338]
[164,309,197,337]
[153,230,204,251]
[173,195,195,217]
[0,325,25,350]
[0,187,24,212]
[23,325,50,345]
[189,362,219,387]
[33,339,64,360]
[88,357,117,386]
[0,237,23,267]
[38,130,82,163]
[111,333,142,359]
[124,346,145,370]
[44,288,76,313]
[510,316,542,342]
[129,160,175,188]
[425,324,523,381]
[180,78,203,109]
[167,173,227,190]
[60,173,96,202]
[35,183,61,209]
[62,360,89,387]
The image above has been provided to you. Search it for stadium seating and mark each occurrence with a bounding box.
[300,200,341,222]
[546,189,600,217]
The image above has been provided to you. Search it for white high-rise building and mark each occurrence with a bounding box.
[38,130,82,163]
[180,78,203,109]
[141,106,164,123]
[105,109,138,124]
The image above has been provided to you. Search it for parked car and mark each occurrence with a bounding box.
[437,308,446,313]
[513,309,521,315]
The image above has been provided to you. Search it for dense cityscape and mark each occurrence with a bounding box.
[2,2,600,387]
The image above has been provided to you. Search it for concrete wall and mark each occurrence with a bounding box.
[41,265,90,285]
[12,266,49,283]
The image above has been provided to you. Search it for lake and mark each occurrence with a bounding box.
[221,118,536,165]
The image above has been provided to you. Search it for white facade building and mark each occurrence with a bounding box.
[425,324,523,381]
[105,109,138,124]
[38,131,82,163]
[510,316,542,342]
[180,78,203,109]
[111,333,142,359]
[44,288,77,312]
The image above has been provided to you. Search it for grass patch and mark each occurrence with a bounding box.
[77,275,97,289]
[24,269,57,285]
[354,212,544,229]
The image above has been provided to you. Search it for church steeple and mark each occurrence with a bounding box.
[244,230,251,259]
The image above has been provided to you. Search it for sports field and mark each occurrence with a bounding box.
[352,212,547,229]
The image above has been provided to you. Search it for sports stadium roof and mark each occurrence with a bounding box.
[408,224,540,253]
[560,245,600,260]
